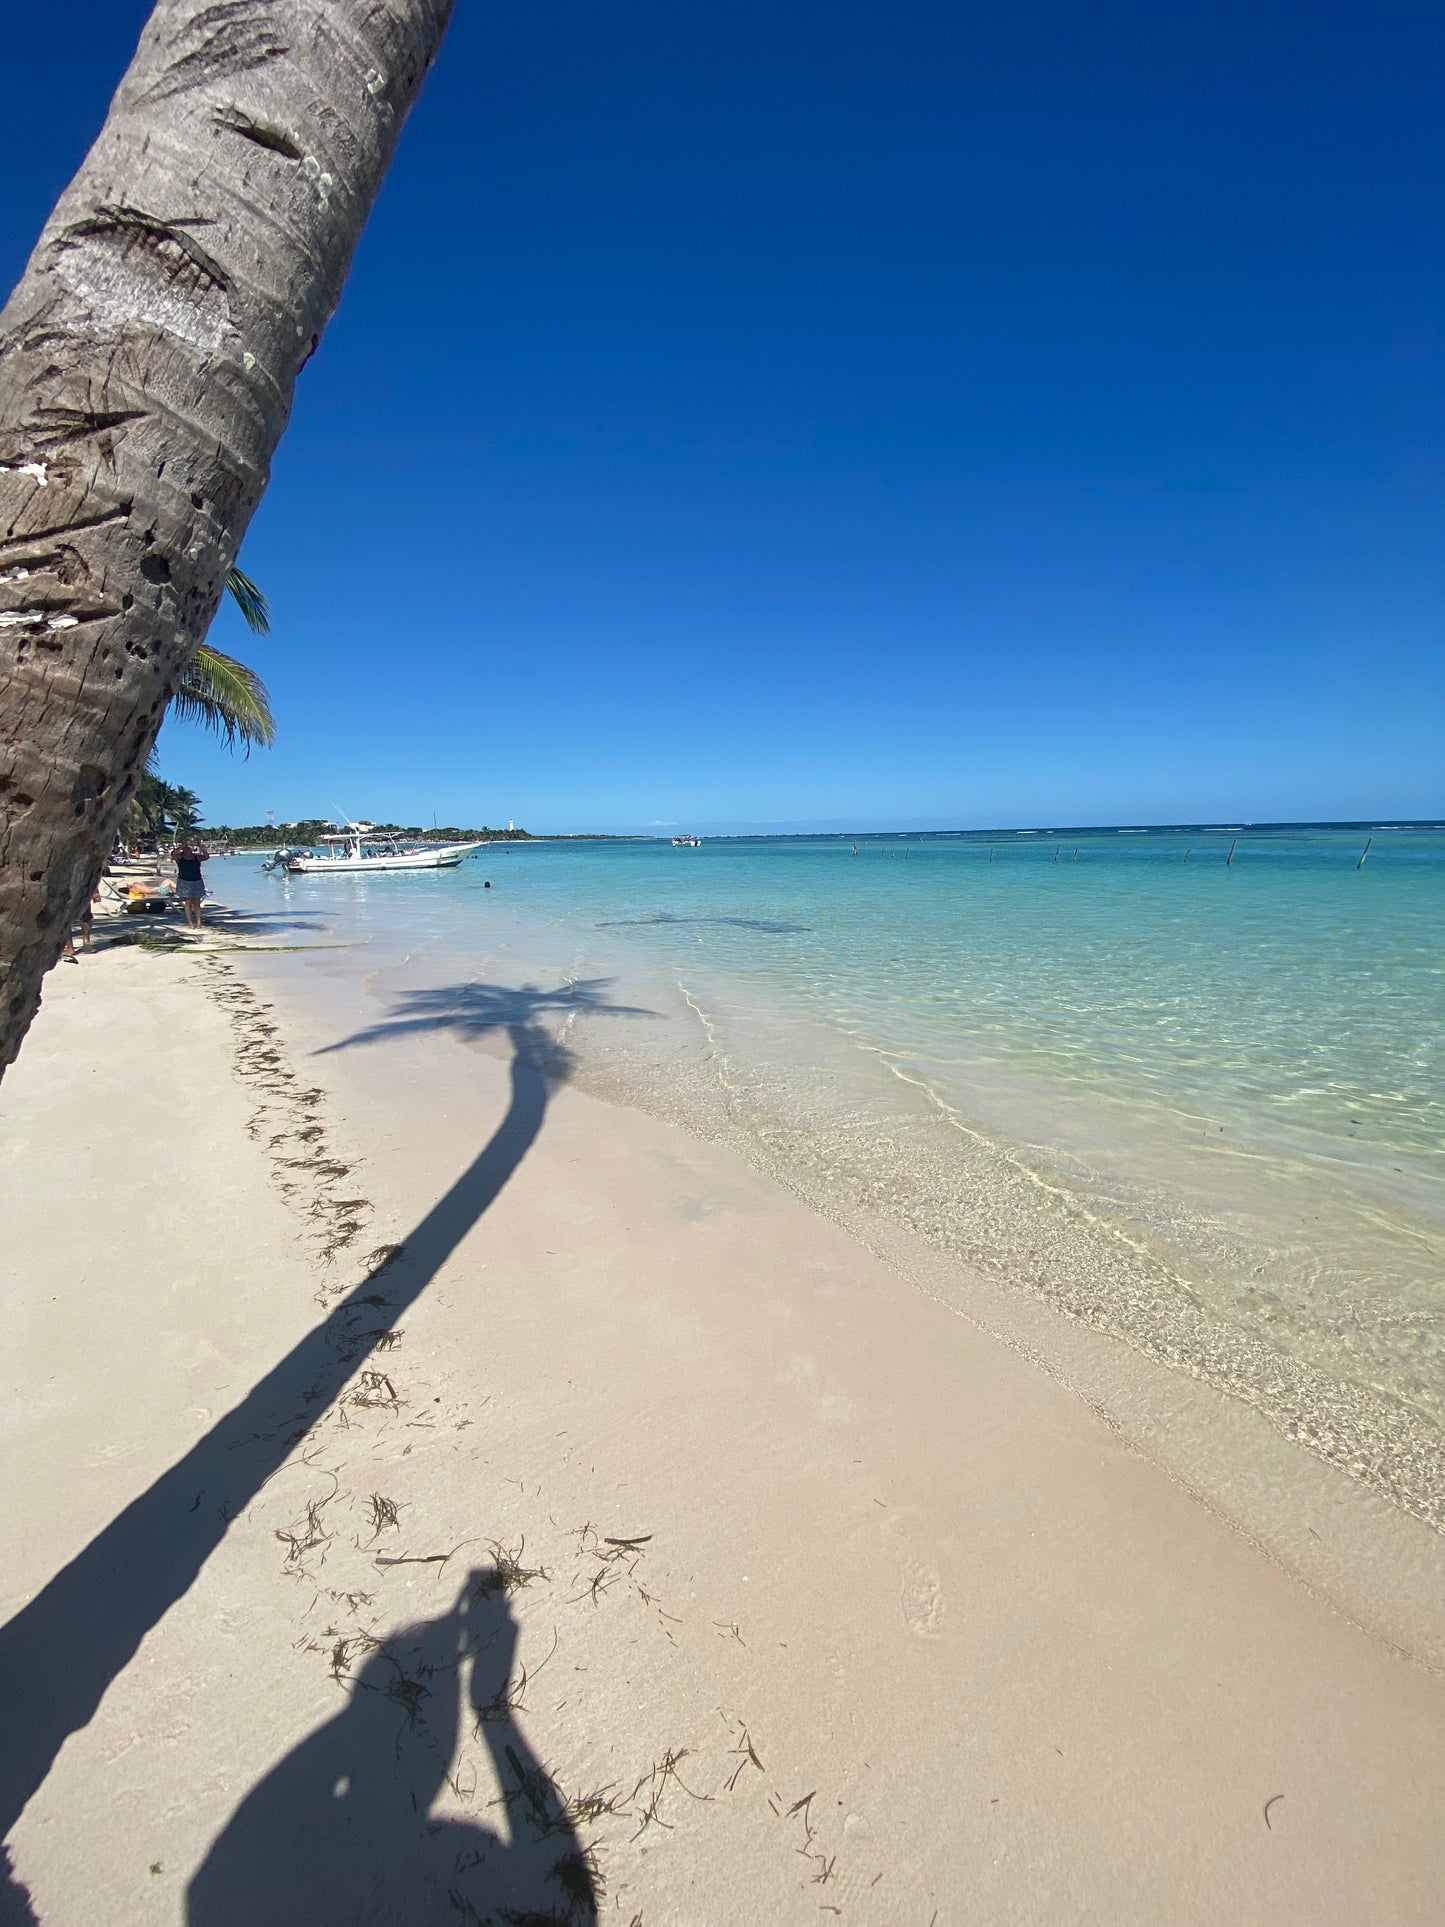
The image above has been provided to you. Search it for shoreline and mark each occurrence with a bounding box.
[212,848,1445,1551]
[4,922,1444,1920]
[258,917,1445,1663]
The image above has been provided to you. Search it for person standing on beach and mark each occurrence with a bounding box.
[58,889,99,964]
[173,840,210,931]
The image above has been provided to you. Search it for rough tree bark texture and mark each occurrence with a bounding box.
[0,0,455,1074]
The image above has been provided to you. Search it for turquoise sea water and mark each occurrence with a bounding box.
[220,825,1445,1520]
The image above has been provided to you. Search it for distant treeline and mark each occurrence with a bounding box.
[212,820,532,846]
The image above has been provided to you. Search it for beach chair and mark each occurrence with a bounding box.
[120,880,177,916]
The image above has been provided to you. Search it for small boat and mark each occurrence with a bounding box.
[671,834,702,847]
[276,825,485,874]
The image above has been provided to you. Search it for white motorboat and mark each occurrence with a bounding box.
[671,834,702,847]
[277,827,485,874]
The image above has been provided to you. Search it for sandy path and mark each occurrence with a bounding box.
[2,942,1443,1924]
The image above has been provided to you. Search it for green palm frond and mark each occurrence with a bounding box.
[173,642,277,752]
[225,565,271,635]
[126,770,172,841]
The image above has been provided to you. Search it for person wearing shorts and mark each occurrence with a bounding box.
[173,841,209,929]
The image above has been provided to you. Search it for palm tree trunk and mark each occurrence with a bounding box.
[0,0,454,1074]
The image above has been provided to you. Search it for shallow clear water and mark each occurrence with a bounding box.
[218,826,1445,1518]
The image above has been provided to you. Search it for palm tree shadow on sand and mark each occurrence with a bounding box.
[188,1569,597,1926]
[314,978,651,1062]
[0,980,651,1926]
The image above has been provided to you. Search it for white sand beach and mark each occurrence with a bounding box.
[3,932,1444,1924]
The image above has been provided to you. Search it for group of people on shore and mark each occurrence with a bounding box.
[61,839,210,962]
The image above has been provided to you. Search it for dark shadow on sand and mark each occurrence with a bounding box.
[0,980,649,1924]
[187,1570,597,1926]
[73,905,330,959]
[200,907,331,935]
[314,978,655,1056]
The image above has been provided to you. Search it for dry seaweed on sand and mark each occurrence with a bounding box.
[275,1496,335,1570]
[627,1749,711,1841]
[473,1627,560,1728]
[327,1627,384,1681]
[498,1744,564,1836]
[363,1492,401,1537]
[346,1368,401,1410]
[551,1843,604,1909]
[724,1721,766,1792]
[474,1540,551,1598]
[378,1660,430,1725]
[274,1471,341,1573]
[562,1783,628,1826]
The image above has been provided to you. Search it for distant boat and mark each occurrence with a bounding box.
[273,825,485,873]
[671,834,702,847]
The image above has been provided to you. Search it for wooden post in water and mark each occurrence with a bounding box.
[1054,844,1061,861]
[1072,848,1079,861]
[1357,836,1373,870]
[1184,847,1192,861]
[1226,838,1238,866]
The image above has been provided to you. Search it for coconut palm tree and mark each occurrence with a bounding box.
[167,565,277,752]
[224,566,270,639]
[0,0,456,1076]
[168,786,204,838]
[175,642,277,752]
[130,570,271,848]
[124,770,175,846]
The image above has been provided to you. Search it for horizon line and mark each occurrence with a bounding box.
[533,815,1444,840]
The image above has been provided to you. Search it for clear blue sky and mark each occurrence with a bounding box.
[7,1,1442,831]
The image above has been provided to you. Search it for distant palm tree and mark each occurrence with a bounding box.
[122,772,202,845]
[168,786,204,838]
[125,771,173,845]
